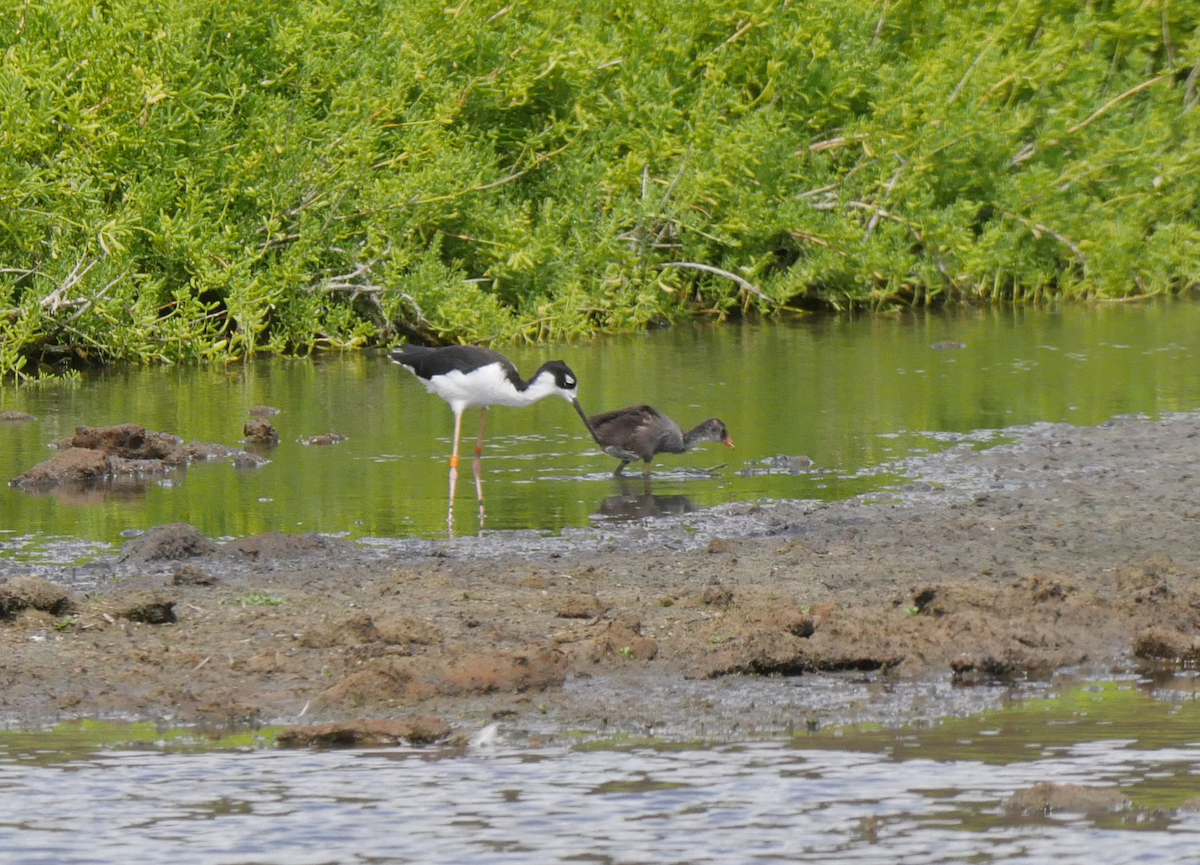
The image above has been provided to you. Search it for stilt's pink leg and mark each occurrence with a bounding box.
[447,410,463,536]
[473,408,488,511]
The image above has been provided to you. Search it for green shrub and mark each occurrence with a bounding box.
[2,0,1197,380]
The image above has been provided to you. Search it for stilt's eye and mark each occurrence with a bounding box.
[564,376,576,386]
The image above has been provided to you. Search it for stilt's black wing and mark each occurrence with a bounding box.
[389,345,520,385]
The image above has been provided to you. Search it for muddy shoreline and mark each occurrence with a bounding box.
[3,412,1199,741]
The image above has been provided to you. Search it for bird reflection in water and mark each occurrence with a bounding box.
[594,477,699,522]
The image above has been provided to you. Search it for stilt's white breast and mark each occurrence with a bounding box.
[422,362,526,411]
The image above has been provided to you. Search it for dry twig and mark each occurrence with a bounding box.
[656,261,778,307]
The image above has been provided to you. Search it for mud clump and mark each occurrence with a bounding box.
[117,523,219,563]
[299,611,379,648]
[249,405,281,418]
[1006,782,1130,815]
[374,613,442,646]
[172,564,218,587]
[555,594,609,619]
[10,448,108,487]
[689,594,903,679]
[71,424,182,459]
[10,424,254,489]
[277,716,451,748]
[243,420,279,446]
[950,652,1026,685]
[556,613,657,665]
[0,576,74,617]
[300,433,348,446]
[95,590,177,624]
[0,410,36,423]
[314,646,567,711]
[1132,627,1200,664]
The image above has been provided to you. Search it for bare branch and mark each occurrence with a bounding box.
[656,261,778,306]
[797,183,840,199]
[1006,213,1087,265]
[41,258,100,314]
[791,230,851,258]
[64,271,128,325]
[656,147,691,213]
[948,36,996,104]
[873,0,889,43]
[1067,76,1163,135]
[808,134,867,153]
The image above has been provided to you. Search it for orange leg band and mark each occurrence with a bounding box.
[449,455,460,469]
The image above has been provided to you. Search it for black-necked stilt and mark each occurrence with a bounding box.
[390,345,591,531]
[586,404,735,477]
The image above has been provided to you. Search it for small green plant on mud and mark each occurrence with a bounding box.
[221,592,285,607]
[3,0,1198,382]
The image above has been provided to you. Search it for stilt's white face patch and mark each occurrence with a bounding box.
[421,363,557,412]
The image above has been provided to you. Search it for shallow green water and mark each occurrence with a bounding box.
[2,300,1199,558]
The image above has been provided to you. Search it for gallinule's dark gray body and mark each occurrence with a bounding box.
[586,404,734,477]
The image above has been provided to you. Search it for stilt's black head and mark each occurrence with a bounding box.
[534,360,580,401]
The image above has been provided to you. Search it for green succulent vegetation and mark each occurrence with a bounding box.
[2,0,1197,381]
[221,591,285,607]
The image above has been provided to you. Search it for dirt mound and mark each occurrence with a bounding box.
[71,424,182,459]
[555,594,609,619]
[172,564,218,586]
[243,420,279,445]
[10,424,252,489]
[277,716,451,748]
[10,448,108,487]
[374,613,442,646]
[1132,628,1200,664]
[299,611,379,648]
[314,646,567,712]
[117,523,219,562]
[555,613,657,665]
[90,590,177,624]
[0,576,74,617]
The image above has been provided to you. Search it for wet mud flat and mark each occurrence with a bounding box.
[2,412,1199,741]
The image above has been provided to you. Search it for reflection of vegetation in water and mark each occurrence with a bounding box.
[0,720,284,767]
[804,680,1200,811]
[2,1,1196,380]
[2,302,1199,547]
